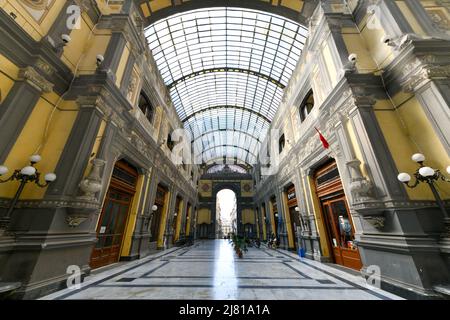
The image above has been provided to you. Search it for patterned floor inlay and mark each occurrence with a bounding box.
[40,240,403,300]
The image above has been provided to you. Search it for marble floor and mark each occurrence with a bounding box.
[41,240,402,300]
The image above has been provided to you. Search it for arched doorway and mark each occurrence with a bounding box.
[216,189,237,239]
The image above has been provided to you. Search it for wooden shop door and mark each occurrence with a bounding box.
[315,161,362,271]
[287,185,300,250]
[321,196,362,270]
[90,160,138,269]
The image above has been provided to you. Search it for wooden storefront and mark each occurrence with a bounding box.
[90,160,138,269]
[287,184,301,250]
[314,161,362,271]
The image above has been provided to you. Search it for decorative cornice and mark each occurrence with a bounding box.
[18,66,54,93]
[0,198,100,210]
[400,54,450,92]
[73,0,91,13]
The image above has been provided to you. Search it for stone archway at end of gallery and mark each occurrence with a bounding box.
[211,183,241,238]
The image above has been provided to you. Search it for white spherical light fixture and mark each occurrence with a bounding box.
[397,173,411,183]
[30,154,42,163]
[152,205,158,211]
[419,167,435,177]
[411,153,425,163]
[44,173,57,182]
[447,166,450,175]
[0,165,8,175]
[20,166,36,176]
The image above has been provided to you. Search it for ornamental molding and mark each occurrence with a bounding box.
[66,215,89,228]
[73,0,91,12]
[35,58,55,76]
[364,216,385,229]
[0,198,100,210]
[398,54,450,92]
[18,66,54,93]
[402,63,450,92]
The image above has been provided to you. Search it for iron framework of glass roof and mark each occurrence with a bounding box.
[145,7,307,166]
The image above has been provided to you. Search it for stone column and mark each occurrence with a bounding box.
[340,82,450,298]
[46,96,104,199]
[163,185,176,249]
[0,67,54,163]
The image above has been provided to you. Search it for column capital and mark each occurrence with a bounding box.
[18,66,54,93]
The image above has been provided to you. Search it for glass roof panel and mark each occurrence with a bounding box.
[145,7,307,165]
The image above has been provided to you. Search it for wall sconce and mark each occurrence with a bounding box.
[295,206,300,212]
[152,205,158,212]
[0,155,56,230]
[397,153,450,233]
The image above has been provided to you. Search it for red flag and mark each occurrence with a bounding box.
[314,127,329,149]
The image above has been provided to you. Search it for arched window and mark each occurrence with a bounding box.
[167,132,174,151]
[278,134,285,154]
[138,92,154,123]
[299,90,314,122]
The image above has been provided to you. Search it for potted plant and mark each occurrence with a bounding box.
[230,234,248,258]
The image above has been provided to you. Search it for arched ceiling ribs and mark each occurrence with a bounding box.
[145,7,308,167]
[198,144,257,158]
[191,128,262,144]
[203,157,253,168]
[200,154,257,168]
[142,0,308,26]
[182,105,271,124]
[167,68,286,90]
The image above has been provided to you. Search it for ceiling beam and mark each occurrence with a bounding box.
[167,67,286,90]
[190,128,262,144]
[182,105,272,123]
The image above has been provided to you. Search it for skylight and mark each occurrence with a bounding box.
[145,7,307,166]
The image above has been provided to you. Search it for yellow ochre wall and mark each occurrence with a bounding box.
[241,209,255,225]
[1,0,65,41]
[197,208,211,224]
[174,198,184,241]
[61,13,111,74]
[0,92,79,199]
[120,175,145,257]
[375,94,450,200]
[307,176,331,258]
[186,205,192,236]
[261,205,267,240]
[157,190,170,248]
[0,55,18,103]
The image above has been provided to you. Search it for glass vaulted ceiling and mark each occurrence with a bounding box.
[145,7,307,166]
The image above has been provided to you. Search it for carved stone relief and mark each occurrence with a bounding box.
[18,0,55,22]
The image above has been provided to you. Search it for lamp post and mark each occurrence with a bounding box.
[0,155,57,231]
[397,153,450,234]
